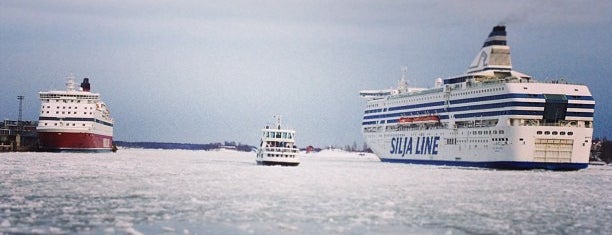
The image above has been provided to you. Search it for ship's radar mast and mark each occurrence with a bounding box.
[66,74,77,92]
[435,78,443,88]
[274,115,282,129]
[398,67,409,93]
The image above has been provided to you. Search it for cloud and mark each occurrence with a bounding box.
[2,0,611,144]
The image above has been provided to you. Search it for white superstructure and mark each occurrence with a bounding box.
[256,115,300,166]
[360,25,594,170]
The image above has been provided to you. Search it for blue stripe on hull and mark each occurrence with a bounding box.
[379,158,588,171]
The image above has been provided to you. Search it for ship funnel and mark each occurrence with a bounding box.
[81,78,91,92]
[466,25,512,74]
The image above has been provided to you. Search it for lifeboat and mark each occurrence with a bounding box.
[398,115,440,124]
[398,117,414,123]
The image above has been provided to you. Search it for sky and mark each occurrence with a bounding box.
[1,0,611,147]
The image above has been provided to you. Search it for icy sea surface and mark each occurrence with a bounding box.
[1,149,610,235]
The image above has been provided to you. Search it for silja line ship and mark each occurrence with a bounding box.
[37,75,114,151]
[360,25,594,170]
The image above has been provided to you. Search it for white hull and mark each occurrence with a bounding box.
[256,147,300,166]
[365,124,592,170]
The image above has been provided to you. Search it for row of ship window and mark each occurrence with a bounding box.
[471,130,504,135]
[42,122,87,127]
[387,95,442,105]
[384,129,506,138]
[536,131,573,136]
[264,132,293,139]
[42,106,94,110]
[446,138,508,144]
[41,94,97,100]
[466,139,502,143]
[365,86,508,108]
[384,88,506,106]
[267,154,296,158]
[43,99,95,103]
[42,111,93,115]
[445,134,573,145]
[451,87,504,97]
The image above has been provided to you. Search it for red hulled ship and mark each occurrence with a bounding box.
[37,75,114,152]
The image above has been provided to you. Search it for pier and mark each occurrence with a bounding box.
[0,119,39,152]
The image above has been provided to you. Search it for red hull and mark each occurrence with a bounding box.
[38,132,113,151]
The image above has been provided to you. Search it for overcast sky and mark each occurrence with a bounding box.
[1,0,611,147]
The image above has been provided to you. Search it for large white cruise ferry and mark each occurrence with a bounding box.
[37,75,114,152]
[360,25,594,170]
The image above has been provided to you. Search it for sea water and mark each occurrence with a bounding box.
[0,149,610,235]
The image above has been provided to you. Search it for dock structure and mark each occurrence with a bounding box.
[0,119,38,152]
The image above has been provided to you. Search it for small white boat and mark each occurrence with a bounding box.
[256,115,300,166]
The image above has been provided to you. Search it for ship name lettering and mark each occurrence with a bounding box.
[390,136,440,156]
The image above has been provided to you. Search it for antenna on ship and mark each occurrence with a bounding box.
[274,115,282,129]
[398,66,409,93]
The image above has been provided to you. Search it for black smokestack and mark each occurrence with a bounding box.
[81,78,91,92]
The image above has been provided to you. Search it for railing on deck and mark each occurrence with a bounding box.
[263,147,299,153]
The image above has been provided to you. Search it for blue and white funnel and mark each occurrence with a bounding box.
[466,25,512,74]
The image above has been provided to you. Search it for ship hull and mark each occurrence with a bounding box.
[365,125,592,171]
[379,158,587,171]
[256,160,300,166]
[256,147,300,167]
[38,131,113,152]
